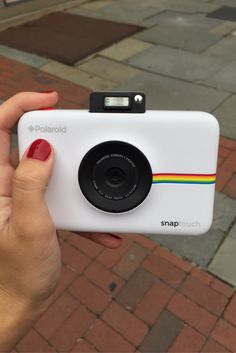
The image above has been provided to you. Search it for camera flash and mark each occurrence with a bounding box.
[104,96,130,108]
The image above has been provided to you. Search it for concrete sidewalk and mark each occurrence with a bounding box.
[0,0,235,351]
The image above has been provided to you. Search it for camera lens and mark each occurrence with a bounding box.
[78,141,152,213]
[106,167,126,187]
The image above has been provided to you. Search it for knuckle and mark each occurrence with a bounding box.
[13,167,43,191]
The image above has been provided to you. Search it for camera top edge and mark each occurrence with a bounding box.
[89,91,146,114]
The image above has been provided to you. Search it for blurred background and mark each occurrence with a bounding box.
[0,0,236,352]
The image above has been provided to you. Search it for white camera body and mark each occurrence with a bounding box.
[17,92,219,236]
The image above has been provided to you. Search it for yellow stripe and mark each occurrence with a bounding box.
[154,176,215,179]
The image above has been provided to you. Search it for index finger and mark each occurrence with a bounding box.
[0,91,58,164]
[0,91,58,130]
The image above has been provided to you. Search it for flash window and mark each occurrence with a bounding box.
[104,96,130,108]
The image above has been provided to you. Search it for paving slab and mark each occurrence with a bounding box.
[41,61,117,91]
[141,11,222,29]
[211,0,236,7]
[209,237,236,286]
[99,38,153,62]
[207,5,236,22]
[135,24,221,53]
[213,192,236,232]
[209,21,236,35]
[229,223,236,239]
[126,45,227,82]
[0,45,50,68]
[147,192,236,267]
[202,60,236,94]
[116,71,229,111]
[67,4,162,26]
[213,95,236,140]
[138,0,220,14]
[204,37,236,62]
[98,3,163,23]
[78,56,141,84]
[147,229,225,267]
[81,0,112,11]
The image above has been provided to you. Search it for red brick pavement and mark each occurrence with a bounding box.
[1,55,236,352]
[15,231,236,353]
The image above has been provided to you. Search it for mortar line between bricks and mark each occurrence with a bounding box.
[150,242,196,271]
[169,326,208,353]
[203,314,231,352]
[150,236,236,290]
[35,289,98,352]
[31,327,60,353]
[64,274,114,316]
[33,284,82,349]
[72,334,99,353]
[73,262,174,331]
[66,262,133,314]
[91,316,143,349]
[62,235,104,260]
[173,270,231,317]
[170,285,229,339]
[168,295,217,338]
[64,288,102,319]
[61,238,130,297]
[44,248,233,350]
[91,236,151,274]
[140,249,231,324]
[66,265,156,346]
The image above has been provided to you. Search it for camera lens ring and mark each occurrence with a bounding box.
[78,141,152,213]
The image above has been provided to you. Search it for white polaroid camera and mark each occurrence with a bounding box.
[18,92,219,235]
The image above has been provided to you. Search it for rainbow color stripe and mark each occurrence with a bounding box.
[152,173,216,184]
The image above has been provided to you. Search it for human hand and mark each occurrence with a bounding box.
[0,92,122,351]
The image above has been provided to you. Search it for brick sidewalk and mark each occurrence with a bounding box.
[0,55,235,352]
[16,232,236,353]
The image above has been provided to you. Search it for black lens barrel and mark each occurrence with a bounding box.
[78,141,152,213]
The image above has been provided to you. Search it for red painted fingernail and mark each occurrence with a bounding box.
[27,139,51,161]
[40,90,55,94]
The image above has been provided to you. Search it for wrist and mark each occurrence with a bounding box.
[0,288,52,352]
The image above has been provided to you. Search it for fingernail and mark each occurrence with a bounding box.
[40,90,55,94]
[27,139,51,161]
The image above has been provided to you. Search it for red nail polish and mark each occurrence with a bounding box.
[27,139,51,161]
[40,90,55,94]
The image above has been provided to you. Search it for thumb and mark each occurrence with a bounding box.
[10,139,55,236]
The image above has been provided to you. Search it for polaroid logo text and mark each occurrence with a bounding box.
[28,125,67,133]
[161,221,201,228]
